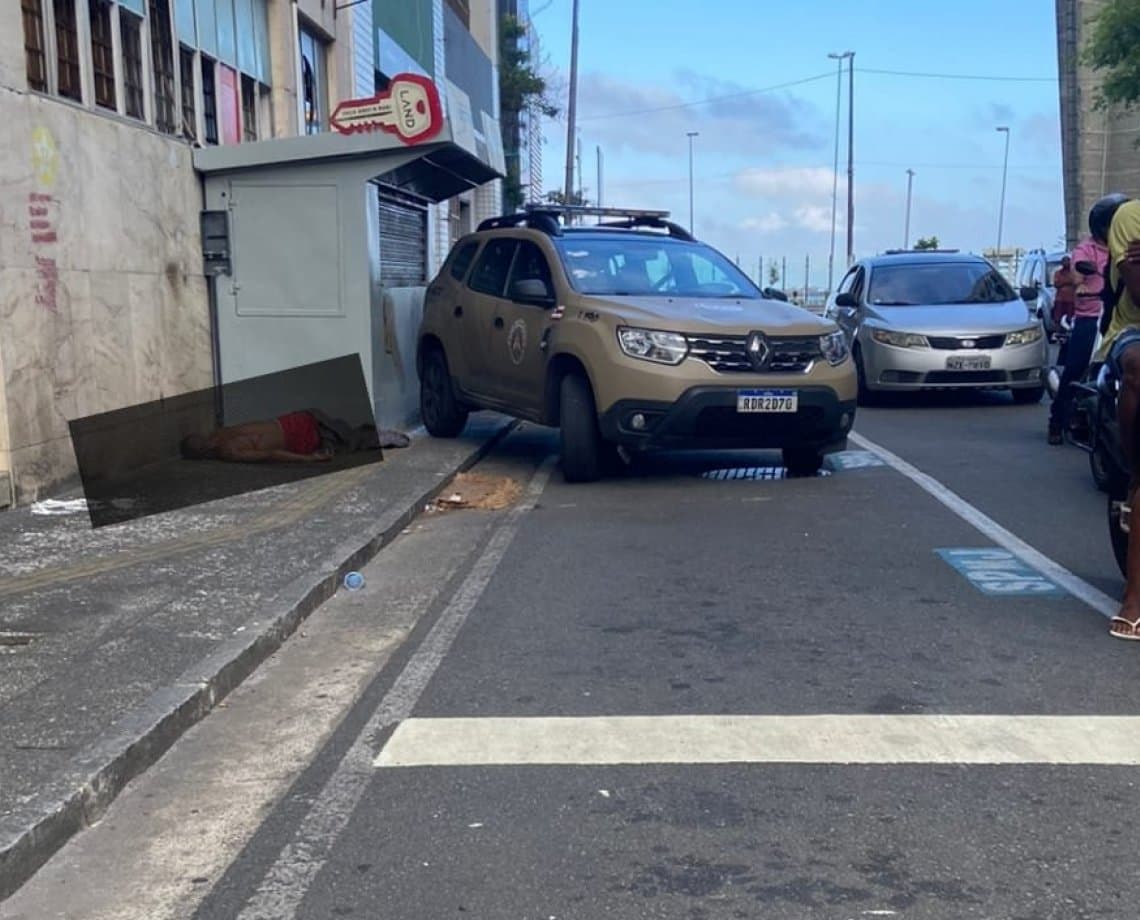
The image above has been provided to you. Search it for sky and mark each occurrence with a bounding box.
[525,0,1065,291]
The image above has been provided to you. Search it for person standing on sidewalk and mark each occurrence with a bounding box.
[1048,245,1107,445]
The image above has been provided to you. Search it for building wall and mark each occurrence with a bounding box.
[1059,0,1140,247]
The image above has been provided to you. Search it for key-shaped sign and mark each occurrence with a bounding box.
[330,72,444,145]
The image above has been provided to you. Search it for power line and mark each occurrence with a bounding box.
[858,67,1055,83]
[574,66,1056,124]
[578,72,834,121]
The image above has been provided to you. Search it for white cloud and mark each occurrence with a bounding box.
[735,167,844,200]
[792,204,835,233]
[740,213,788,233]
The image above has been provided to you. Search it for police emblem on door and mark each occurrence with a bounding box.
[508,319,528,365]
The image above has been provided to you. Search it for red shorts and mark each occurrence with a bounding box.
[277,411,320,454]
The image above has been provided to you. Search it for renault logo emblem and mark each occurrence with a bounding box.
[746,332,771,371]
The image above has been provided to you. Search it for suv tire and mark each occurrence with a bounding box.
[420,346,469,438]
[783,446,824,477]
[560,373,604,483]
[1012,385,1045,405]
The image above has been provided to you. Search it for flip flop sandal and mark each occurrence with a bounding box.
[1110,616,1140,640]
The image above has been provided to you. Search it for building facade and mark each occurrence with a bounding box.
[0,0,501,505]
[1057,0,1140,247]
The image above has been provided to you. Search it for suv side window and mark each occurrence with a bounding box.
[851,268,867,301]
[837,268,859,296]
[448,241,480,282]
[468,238,518,296]
[507,240,554,297]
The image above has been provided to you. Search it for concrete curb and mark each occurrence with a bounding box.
[0,420,516,901]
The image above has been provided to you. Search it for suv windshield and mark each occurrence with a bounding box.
[555,235,761,298]
[868,262,1016,306]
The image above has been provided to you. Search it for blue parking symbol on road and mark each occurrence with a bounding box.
[825,450,885,471]
[936,548,1064,597]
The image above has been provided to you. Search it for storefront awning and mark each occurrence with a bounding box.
[192,115,503,202]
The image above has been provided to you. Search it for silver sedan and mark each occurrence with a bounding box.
[824,252,1048,404]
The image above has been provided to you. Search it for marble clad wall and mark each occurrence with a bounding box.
[0,90,213,503]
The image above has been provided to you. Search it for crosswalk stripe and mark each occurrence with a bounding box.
[375,714,1140,767]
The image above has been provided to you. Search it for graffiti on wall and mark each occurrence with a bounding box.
[28,126,60,312]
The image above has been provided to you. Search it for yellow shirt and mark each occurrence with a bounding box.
[1098,199,1140,359]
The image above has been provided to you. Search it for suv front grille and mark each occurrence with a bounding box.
[687,335,822,374]
[927,334,1006,350]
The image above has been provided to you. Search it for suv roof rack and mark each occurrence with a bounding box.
[476,204,695,242]
[881,248,961,255]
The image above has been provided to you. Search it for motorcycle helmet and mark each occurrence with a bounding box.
[1089,192,1131,244]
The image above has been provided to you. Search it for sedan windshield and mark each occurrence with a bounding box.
[555,236,761,298]
[868,262,1016,306]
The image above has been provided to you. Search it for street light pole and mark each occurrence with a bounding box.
[904,168,915,249]
[563,0,580,210]
[846,51,856,266]
[995,126,1010,258]
[827,51,852,290]
[687,131,699,235]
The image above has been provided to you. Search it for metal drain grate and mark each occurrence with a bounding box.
[700,466,833,481]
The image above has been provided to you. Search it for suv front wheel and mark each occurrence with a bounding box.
[420,346,469,438]
[560,373,605,483]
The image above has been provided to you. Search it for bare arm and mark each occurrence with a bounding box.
[223,448,332,464]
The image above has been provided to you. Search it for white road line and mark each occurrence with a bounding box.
[375,714,1140,766]
[850,430,1119,619]
[235,456,555,920]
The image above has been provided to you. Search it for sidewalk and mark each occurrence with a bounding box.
[0,414,513,901]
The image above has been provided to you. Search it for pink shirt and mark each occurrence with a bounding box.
[1071,237,1108,317]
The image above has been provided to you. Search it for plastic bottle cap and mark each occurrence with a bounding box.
[344,571,365,591]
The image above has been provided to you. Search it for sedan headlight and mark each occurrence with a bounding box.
[820,330,849,366]
[1004,325,1044,347]
[870,328,929,349]
[617,327,688,365]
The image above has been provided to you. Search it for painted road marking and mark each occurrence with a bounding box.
[234,456,556,920]
[826,450,886,471]
[937,548,1064,597]
[851,431,1118,619]
[375,715,1140,767]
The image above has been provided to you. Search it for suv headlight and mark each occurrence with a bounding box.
[820,330,849,366]
[870,329,929,349]
[1004,325,1044,347]
[617,327,688,365]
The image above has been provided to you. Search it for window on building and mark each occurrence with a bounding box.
[201,56,218,145]
[53,0,82,101]
[22,0,48,92]
[298,23,326,135]
[89,0,116,110]
[149,0,176,133]
[179,46,196,141]
[241,74,258,142]
[120,10,144,118]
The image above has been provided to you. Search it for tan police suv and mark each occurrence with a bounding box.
[417,206,857,482]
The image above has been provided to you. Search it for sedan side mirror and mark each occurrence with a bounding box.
[510,278,555,304]
[1019,285,1038,302]
[834,292,859,308]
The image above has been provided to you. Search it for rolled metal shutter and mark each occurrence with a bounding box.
[378,185,428,287]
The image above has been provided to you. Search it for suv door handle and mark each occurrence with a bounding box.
[453,305,463,318]
[493,316,505,329]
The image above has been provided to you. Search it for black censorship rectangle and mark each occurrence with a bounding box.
[69,354,384,528]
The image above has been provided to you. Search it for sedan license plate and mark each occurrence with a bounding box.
[737,389,798,413]
[946,355,992,371]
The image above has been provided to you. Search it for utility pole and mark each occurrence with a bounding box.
[596,146,603,207]
[846,51,856,266]
[827,51,852,290]
[805,255,810,302]
[687,131,699,235]
[563,0,580,210]
[904,168,915,249]
[996,125,1010,257]
[781,256,787,289]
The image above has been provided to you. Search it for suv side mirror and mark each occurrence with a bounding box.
[1019,285,1038,302]
[834,292,858,308]
[510,278,555,304]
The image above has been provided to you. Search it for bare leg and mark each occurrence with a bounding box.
[1113,346,1140,634]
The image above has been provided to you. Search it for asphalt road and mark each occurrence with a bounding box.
[5,394,1139,920]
